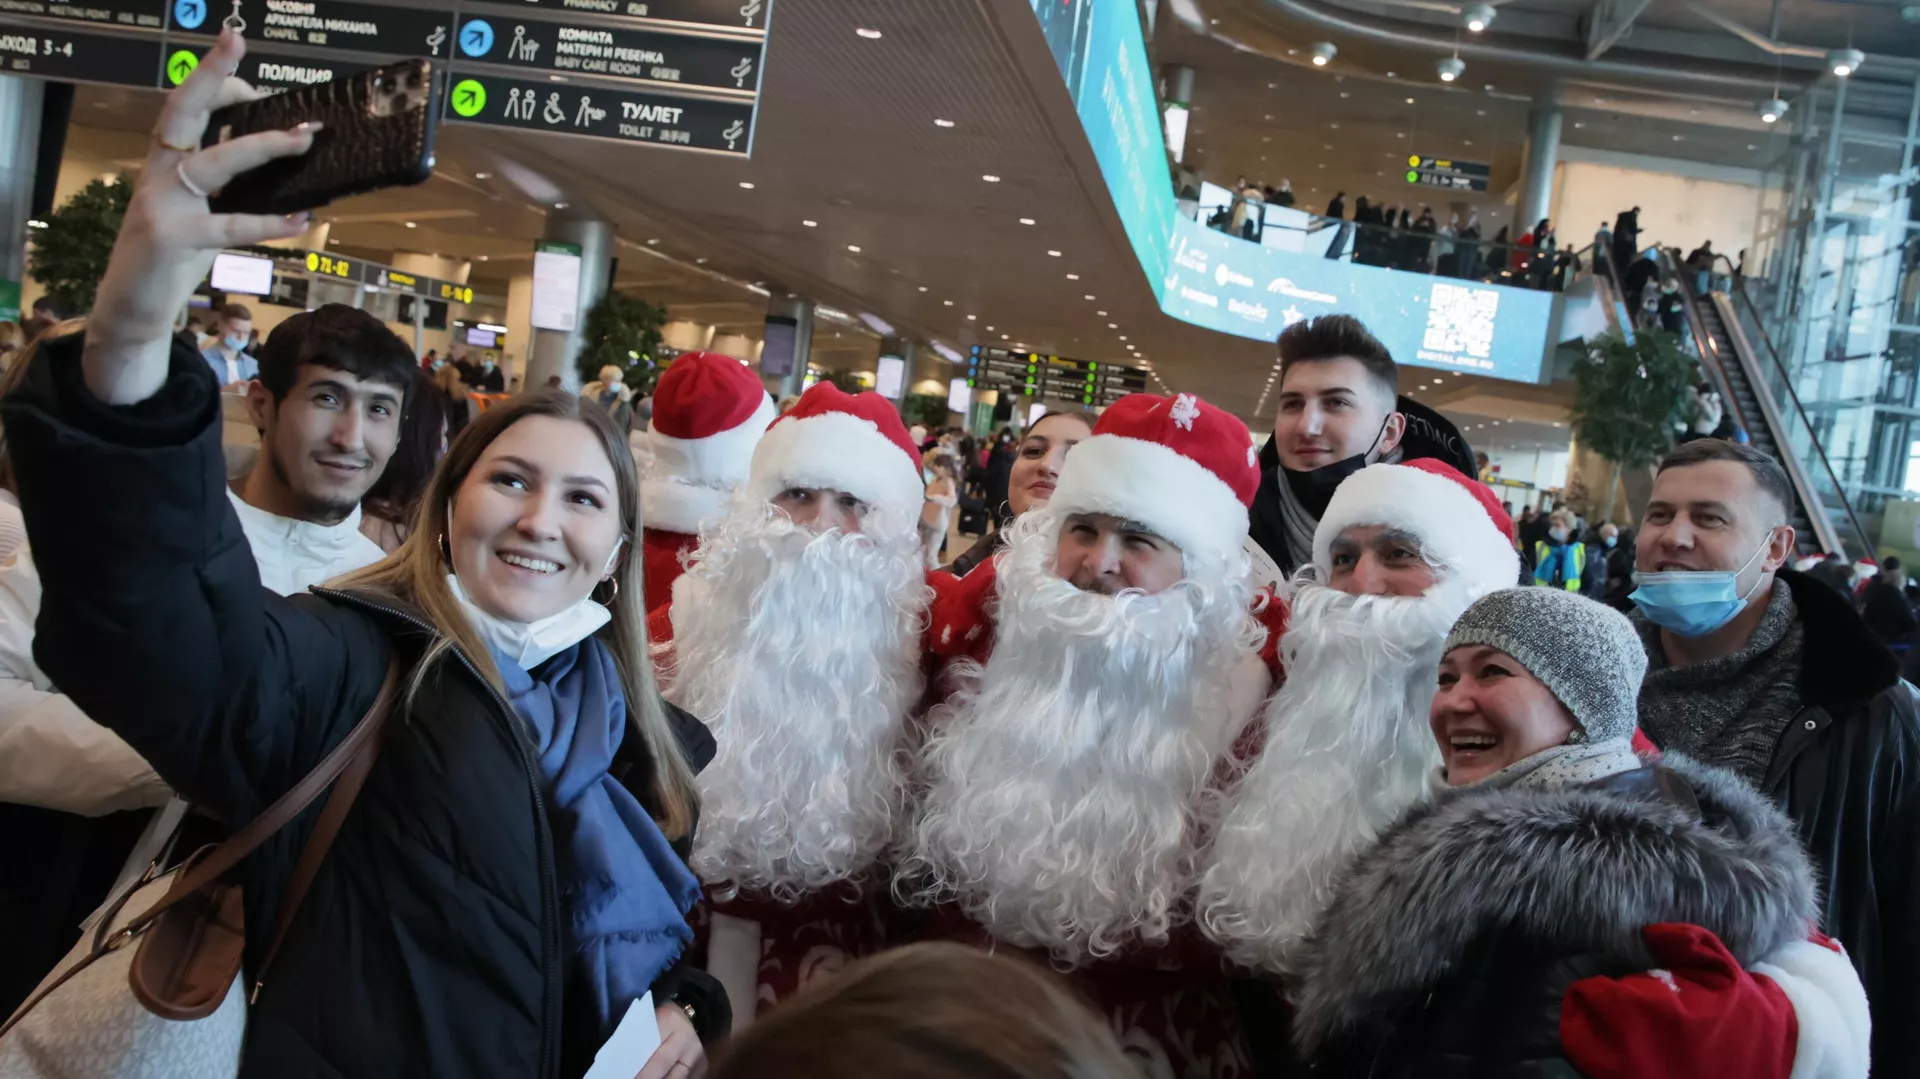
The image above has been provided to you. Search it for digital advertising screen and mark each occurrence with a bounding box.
[210,252,273,296]
[947,377,972,414]
[1159,215,1553,382]
[530,242,583,333]
[465,326,498,348]
[875,354,905,399]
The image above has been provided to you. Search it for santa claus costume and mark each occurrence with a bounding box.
[902,392,1271,1079]
[654,381,931,1026]
[638,351,777,608]
[1197,458,1519,980]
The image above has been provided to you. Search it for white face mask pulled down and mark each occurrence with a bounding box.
[446,538,624,671]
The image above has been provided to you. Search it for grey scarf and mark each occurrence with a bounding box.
[1634,580,1804,786]
[1273,447,1404,572]
[1430,737,1643,800]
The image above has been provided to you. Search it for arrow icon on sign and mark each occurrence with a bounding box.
[166,50,198,85]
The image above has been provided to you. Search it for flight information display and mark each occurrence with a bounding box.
[965,346,1147,408]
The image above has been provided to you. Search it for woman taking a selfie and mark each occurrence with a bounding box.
[1,31,723,1079]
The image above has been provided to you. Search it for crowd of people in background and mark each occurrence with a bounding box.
[0,37,1908,1079]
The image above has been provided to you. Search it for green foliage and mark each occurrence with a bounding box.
[576,289,666,392]
[1568,331,1699,471]
[815,368,866,394]
[29,177,130,316]
[902,393,950,429]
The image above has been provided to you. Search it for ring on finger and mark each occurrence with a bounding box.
[153,134,198,154]
[176,160,212,200]
[669,1064,691,1074]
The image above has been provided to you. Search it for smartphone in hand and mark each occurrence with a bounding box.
[201,59,439,216]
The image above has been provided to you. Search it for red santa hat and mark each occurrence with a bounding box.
[1046,392,1260,568]
[1312,459,1519,596]
[641,352,777,534]
[745,381,925,521]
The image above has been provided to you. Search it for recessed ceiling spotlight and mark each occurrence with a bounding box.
[1118,335,1127,341]
[477,255,488,261]
[695,257,707,264]
[554,201,568,209]
[918,286,928,292]
[1097,310,1108,316]
[986,325,995,331]
[1019,217,1036,225]
[1046,249,1062,257]
[404,221,417,228]
[847,244,861,252]
[1000,334,1009,339]
[1311,41,1336,66]
[943,300,954,306]
[1066,273,1080,280]
[802,219,817,227]
[738,181,754,189]
[646,238,658,244]
[1406,96,1416,104]
[474,171,491,180]
[981,174,1001,182]
[934,118,955,127]
[966,314,977,320]
[855,27,882,39]
[1107,322,1118,329]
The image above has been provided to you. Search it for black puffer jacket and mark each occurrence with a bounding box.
[1757,569,1920,1069]
[1291,757,1818,1077]
[2,336,728,1079]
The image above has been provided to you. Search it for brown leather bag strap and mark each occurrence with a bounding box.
[124,657,403,937]
[249,659,399,999]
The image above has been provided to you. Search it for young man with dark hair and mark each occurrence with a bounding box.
[0,303,415,1013]
[1246,314,1479,585]
[1630,437,1920,1071]
[200,301,256,389]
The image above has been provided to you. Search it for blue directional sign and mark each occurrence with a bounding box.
[459,19,494,58]
[172,0,205,30]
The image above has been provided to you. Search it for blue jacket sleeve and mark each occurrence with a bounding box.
[0,331,385,826]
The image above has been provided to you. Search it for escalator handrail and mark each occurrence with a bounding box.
[1709,253,1876,559]
[1662,249,1848,556]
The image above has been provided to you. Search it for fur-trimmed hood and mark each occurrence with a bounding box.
[1290,754,1819,1057]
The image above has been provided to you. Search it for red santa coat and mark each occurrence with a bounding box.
[640,527,697,613]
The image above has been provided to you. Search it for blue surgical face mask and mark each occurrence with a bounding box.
[1548,527,1570,544]
[1603,535,1617,548]
[223,333,248,353]
[1629,531,1775,638]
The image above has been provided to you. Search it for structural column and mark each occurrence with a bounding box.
[1515,85,1563,236]
[762,292,813,400]
[0,75,44,322]
[1161,64,1194,163]
[527,206,612,392]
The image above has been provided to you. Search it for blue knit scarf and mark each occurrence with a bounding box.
[493,639,703,1040]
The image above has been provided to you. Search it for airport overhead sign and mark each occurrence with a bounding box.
[1405,154,1491,192]
[0,0,769,157]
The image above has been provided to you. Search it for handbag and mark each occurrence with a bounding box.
[0,658,401,1076]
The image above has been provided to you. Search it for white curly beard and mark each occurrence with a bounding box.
[665,500,930,903]
[899,509,1264,966]
[1195,574,1477,975]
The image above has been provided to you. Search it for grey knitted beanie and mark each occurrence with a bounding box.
[1441,587,1647,744]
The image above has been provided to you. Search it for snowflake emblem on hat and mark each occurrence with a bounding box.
[1247,444,1258,467]
[1170,393,1200,431]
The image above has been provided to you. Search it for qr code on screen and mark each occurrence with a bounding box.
[1423,283,1500,359]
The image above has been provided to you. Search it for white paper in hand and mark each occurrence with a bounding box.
[583,992,663,1079]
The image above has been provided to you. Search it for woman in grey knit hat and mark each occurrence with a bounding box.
[1287,587,1870,1079]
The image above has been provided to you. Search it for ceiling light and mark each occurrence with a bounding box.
[943,300,954,306]
[1019,217,1035,225]
[404,221,417,228]
[1573,122,1584,129]
[1760,97,1789,123]
[1436,57,1464,82]
[1118,335,1127,341]
[966,314,977,320]
[1747,143,1759,150]
[646,238,658,244]
[1463,2,1495,31]
[981,174,1001,182]
[1097,310,1108,316]
[1340,91,1350,99]
[802,219,817,227]
[986,325,995,331]
[1406,97,1416,104]
[1046,249,1062,257]
[1066,273,1080,280]
[847,244,861,252]
[738,181,754,189]
[554,202,568,209]
[477,255,488,261]
[1829,47,1863,77]
[1000,334,1009,340]
[1672,134,1684,141]
[1107,322,1118,329]
[474,171,491,180]
[855,27,882,39]
[1329,122,1340,129]
[1085,294,1096,300]
[1311,41,1336,66]
[695,257,707,264]
[934,118,955,128]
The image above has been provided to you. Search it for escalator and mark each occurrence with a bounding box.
[1663,251,1873,559]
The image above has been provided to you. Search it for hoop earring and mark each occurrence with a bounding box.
[439,531,451,566]
[593,576,620,607]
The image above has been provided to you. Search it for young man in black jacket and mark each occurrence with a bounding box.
[1246,315,1482,590]
[1630,438,1920,1071]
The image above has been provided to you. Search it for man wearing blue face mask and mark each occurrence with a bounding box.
[1630,438,1920,1073]
[200,301,257,390]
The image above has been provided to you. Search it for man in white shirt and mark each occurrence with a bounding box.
[200,301,258,390]
[0,304,413,814]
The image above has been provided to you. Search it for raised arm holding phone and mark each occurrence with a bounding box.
[4,30,724,1079]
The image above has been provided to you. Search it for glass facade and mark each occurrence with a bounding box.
[1749,69,1920,558]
